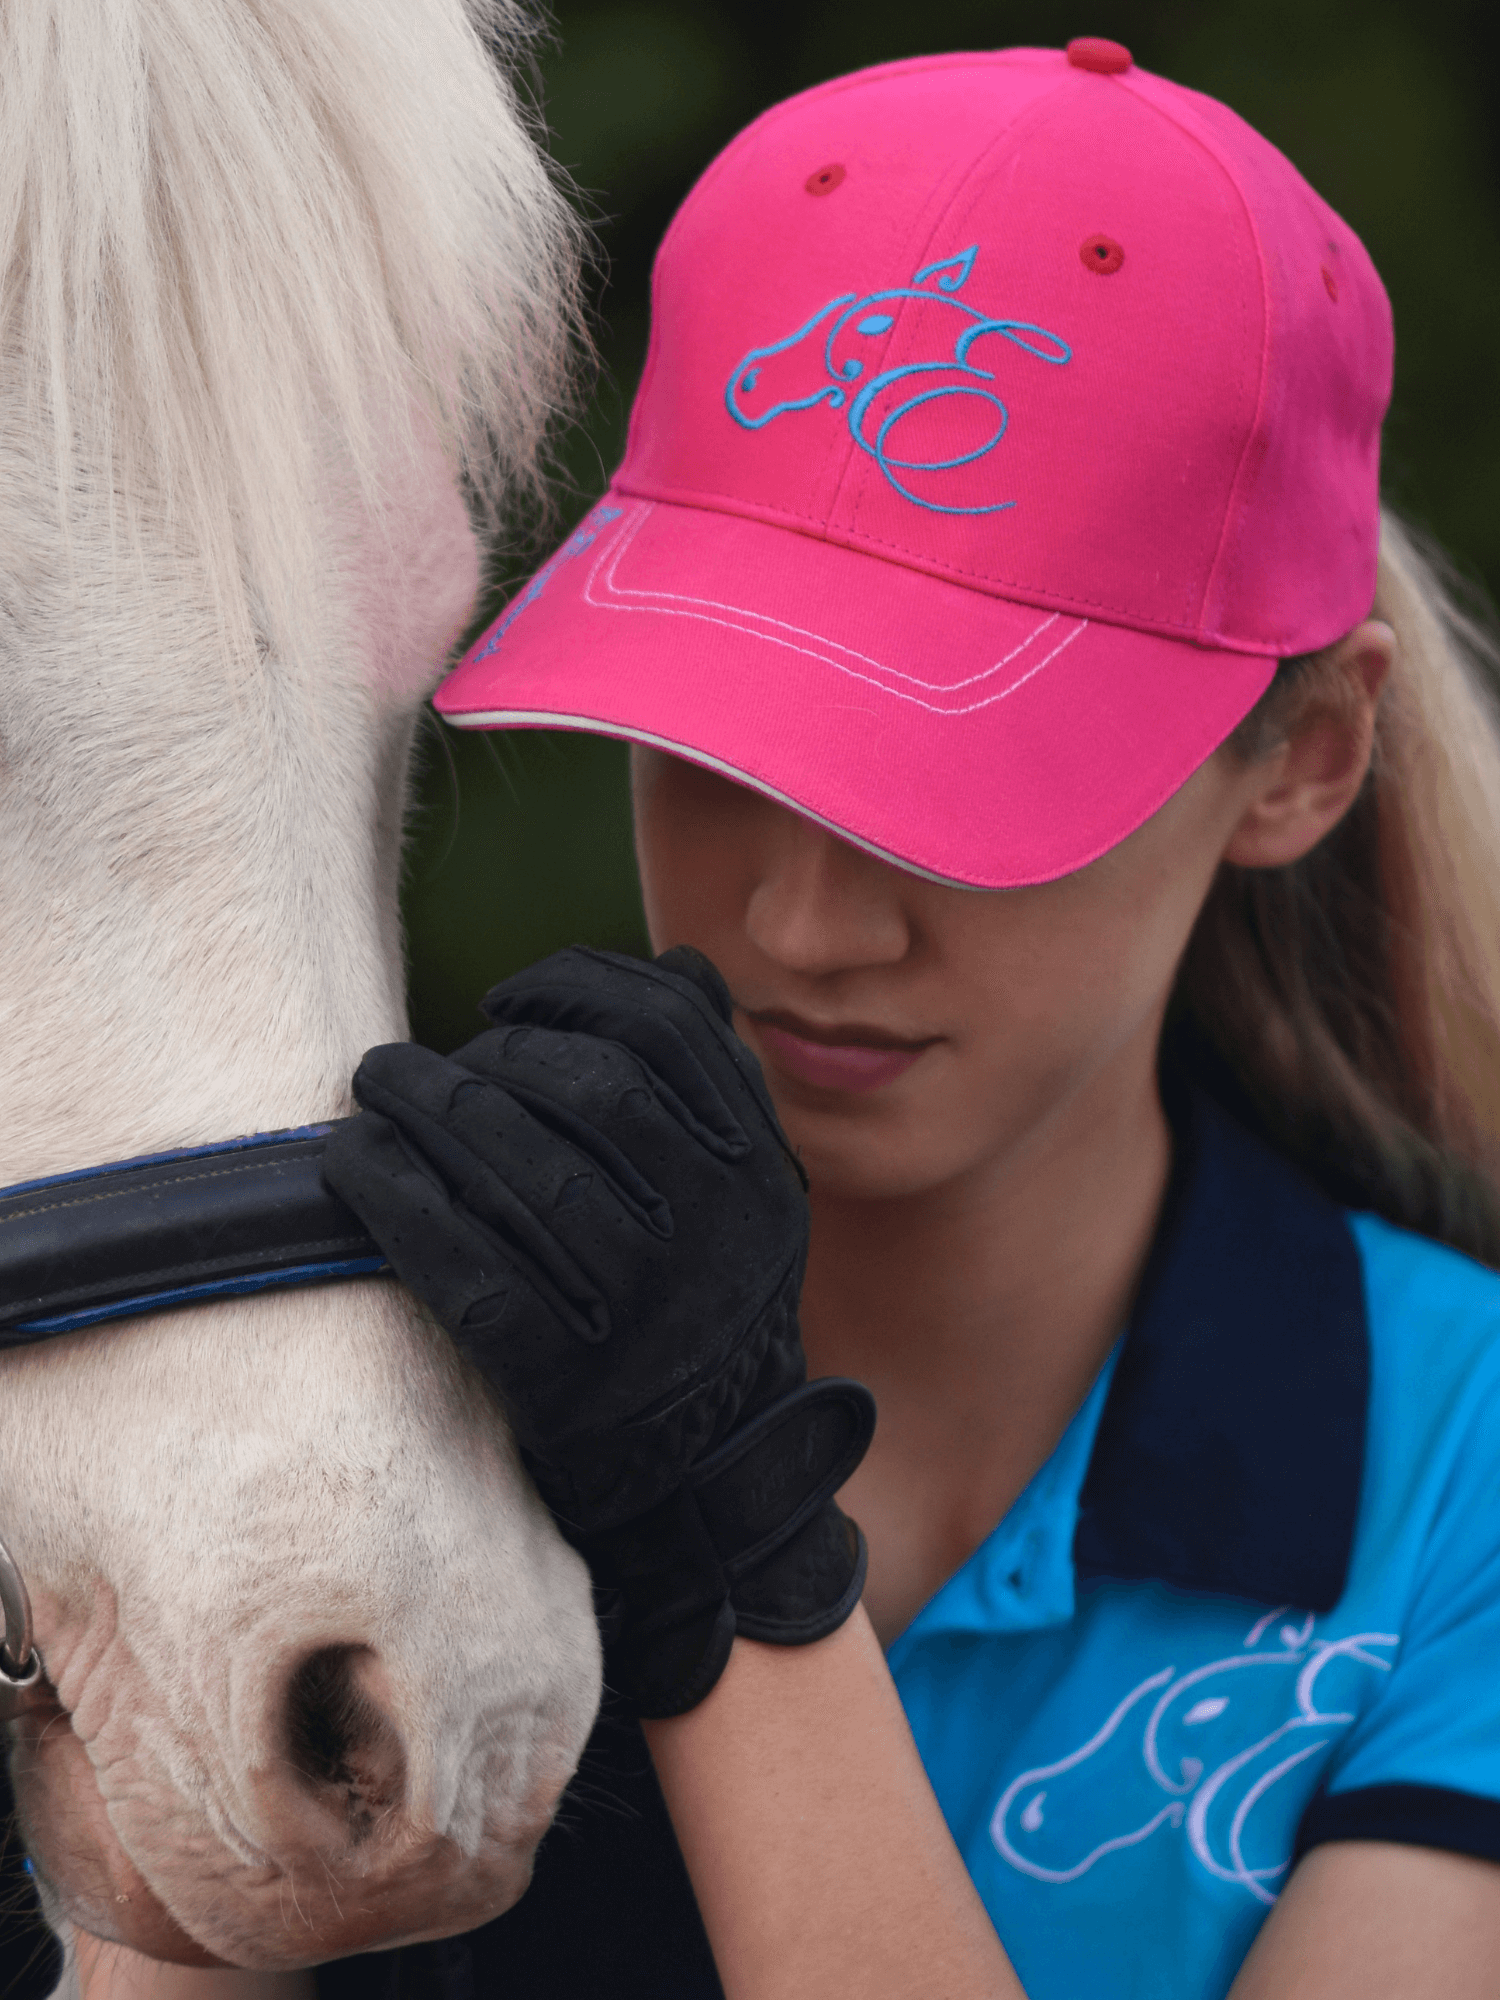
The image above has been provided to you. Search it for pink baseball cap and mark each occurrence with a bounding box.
[437,41,1393,888]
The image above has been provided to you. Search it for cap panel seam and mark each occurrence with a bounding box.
[828,83,1071,533]
[1115,74,1275,644]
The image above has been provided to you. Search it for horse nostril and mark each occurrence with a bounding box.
[284,1645,407,1844]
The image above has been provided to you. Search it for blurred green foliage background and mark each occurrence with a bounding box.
[404,0,1500,1051]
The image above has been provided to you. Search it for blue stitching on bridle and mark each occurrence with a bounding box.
[9,1257,390,1339]
[725,246,1071,516]
[0,1124,338,1202]
[0,1126,391,1342]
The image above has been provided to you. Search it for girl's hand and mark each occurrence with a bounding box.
[324,947,874,1716]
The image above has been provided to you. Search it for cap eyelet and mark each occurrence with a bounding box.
[806,163,846,196]
[1081,234,1125,276]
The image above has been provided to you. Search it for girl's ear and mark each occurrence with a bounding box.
[1221,621,1395,870]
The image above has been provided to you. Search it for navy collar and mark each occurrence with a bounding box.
[1073,1084,1369,1614]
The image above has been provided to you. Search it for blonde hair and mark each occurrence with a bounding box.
[1173,510,1500,1265]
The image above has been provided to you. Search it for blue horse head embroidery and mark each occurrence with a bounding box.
[724,246,1071,516]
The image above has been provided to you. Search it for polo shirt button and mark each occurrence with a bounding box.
[1066,37,1133,72]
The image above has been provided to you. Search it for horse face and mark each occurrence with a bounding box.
[0,0,598,1966]
[0,435,603,1964]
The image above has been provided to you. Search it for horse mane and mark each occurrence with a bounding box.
[0,0,584,665]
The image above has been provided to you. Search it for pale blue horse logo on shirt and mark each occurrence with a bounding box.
[991,1614,1399,1905]
[724,245,1072,516]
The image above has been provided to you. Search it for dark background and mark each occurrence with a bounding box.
[405,0,1500,1052]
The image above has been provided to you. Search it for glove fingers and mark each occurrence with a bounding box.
[322,1108,560,1341]
[498,1081,672,1238]
[649,945,735,1023]
[449,1020,687,1201]
[479,949,760,1161]
[432,1038,673,1243]
[352,1046,614,1344]
[358,1033,677,1254]
[358,1040,663,1228]
[451,1019,735,1205]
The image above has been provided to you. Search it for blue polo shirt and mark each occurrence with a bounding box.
[890,1087,1500,1999]
[315,1082,1500,2000]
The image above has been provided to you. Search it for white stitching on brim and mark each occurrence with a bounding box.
[578,503,1090,716]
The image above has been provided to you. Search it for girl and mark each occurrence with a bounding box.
[326,39,1500,2000]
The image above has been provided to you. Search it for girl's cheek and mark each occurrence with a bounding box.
[632,763,756,962]
[640,850,745,965]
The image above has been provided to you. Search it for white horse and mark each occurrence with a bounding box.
[0,0,601,1982]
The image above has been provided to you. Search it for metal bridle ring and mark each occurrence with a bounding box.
[0,1530,41,1698]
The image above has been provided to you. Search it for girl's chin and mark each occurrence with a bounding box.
[781,1116,963,1205]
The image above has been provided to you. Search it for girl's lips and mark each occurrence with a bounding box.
[751,1019,931,1095]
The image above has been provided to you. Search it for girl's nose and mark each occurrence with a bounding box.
[745,818,911,976]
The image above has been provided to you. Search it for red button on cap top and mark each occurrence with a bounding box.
[1066,37,1132,73]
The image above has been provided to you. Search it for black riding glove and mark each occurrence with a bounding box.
[323,946,874,1716]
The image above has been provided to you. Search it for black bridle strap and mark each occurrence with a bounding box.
[0,1124,389,1344]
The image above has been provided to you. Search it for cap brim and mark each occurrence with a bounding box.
[436,496,1277,889]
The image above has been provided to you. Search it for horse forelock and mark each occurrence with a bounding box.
[0,0,585,668]
[0,0,586,1167]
